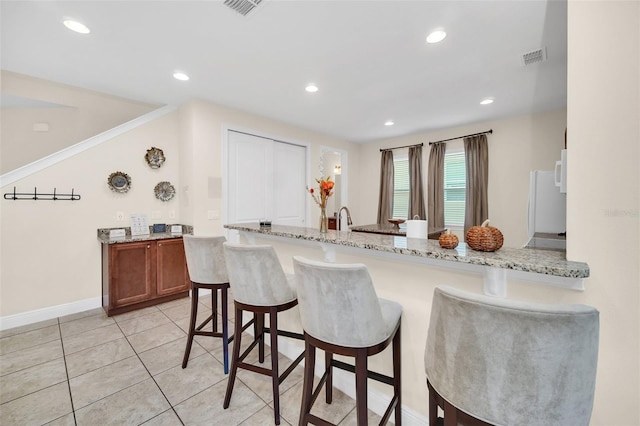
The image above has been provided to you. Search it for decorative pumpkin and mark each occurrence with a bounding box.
[466,219,504,252]
[439,229,459,249]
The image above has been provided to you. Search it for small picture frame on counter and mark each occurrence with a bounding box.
[170,225,183,234]
[152,223,166,233]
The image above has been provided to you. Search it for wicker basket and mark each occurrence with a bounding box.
[466,220,504,252]
[439,230,459,249]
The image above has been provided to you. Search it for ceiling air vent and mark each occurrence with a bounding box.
[521,47,547,66]
[224,0,263,16]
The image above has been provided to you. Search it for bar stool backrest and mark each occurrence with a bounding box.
[183,235,228,284]
[425,285,599,426]
[293,256,387,348]
[223,242,296,306]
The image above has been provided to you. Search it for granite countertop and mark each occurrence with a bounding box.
[224,223,589,279]
[97,225,193,244]
[350,223,446,238]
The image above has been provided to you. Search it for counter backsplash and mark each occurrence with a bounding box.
[97,224,193,244]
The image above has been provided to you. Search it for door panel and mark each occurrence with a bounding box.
[228,131,306,226]
[156,239,189,296]
[273,142,306,226]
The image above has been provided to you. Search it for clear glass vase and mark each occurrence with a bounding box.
[319,207,328,233]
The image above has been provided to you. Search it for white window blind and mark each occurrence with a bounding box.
[444,151,466,226]
[392,157,409,219]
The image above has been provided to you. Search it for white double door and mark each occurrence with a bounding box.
[227,130,307,226]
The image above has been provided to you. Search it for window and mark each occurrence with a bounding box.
[444,151,466,226]
[392,157,409,218]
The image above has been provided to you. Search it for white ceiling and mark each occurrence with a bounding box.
[0,0,567,143]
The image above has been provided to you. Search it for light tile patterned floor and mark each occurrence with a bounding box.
[0,295,380,425]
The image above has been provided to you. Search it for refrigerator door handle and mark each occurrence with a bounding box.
[554,160,562,187]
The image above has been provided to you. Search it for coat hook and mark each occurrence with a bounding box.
[13,186,17,200]
[53,188,58,200]
[33,187,38,200]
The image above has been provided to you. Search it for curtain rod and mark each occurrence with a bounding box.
[428,129,493,145]
[379,142,423,152]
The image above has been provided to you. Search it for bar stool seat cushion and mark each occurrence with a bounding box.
[425,285,599,426]
[183,235,228,284]
[223,243,296,307]
[294,257,402,348]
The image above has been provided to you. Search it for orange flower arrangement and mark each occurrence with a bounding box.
[307,176,334,209]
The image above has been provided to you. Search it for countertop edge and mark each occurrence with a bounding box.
[224,223,589,279]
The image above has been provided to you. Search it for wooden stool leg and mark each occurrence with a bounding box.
[182,283,198,368]
[223,304,243,409]
[443,398,457,426]
[269,308,281,425]
[325,350,333,404]
[212,288,218,333]
[355,348,368,426]
[393,325,402,425]
[221,285,229,374]
[428,382,438,426]
[299,339,316,426]
[256,313,265,363]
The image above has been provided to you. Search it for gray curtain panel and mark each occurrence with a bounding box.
[377,150,394,224]
[428,143,446,228]
[408,145,427,220]
[464,134,489,238]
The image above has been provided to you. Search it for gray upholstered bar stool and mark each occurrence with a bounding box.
[222,242,305,425]
[425,285,599,426]
[293,256,402,426]
[181,235,231,374]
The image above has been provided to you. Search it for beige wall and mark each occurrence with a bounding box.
[355,108,567,247]
[0,98,360,318]
[0,71,158,173]
[177,99,360,236]
[567,1,639,424]
[0,111,182,316]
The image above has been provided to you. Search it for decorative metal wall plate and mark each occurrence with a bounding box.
[154,181,175,201]
[107,171,131,193]
[145,147,165,169]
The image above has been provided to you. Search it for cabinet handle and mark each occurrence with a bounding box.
[158,243,162,247]
[147,245,151,249]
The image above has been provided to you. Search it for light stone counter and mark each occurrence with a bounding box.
[97,225,193,244]
[224,223,589,296]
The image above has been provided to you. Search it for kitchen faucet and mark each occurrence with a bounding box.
[337,206,352,231]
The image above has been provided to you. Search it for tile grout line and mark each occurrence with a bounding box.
[116,306,187,425]
[57,317,79,426]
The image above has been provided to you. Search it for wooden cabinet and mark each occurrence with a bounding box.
[102,237,189,316]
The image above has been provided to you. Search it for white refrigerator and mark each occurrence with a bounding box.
[526,170,567,250]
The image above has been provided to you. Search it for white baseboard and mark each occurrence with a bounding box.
[0,297,102,331]
[276,336,428,425]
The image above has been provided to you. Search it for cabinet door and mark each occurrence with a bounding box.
[109,241,154,308]
[156,239,189,296]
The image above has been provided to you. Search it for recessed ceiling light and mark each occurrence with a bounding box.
[480,98,494,105]
[63,20,90,34]
[384,121,395,126]
[426,30,446,44]
[173,72,190,81]
[305,84,318,93]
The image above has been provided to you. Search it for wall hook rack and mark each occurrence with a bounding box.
[3,187,81,201]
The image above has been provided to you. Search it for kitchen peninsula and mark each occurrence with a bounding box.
[225,223,588,295]
[224,222,590,421]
